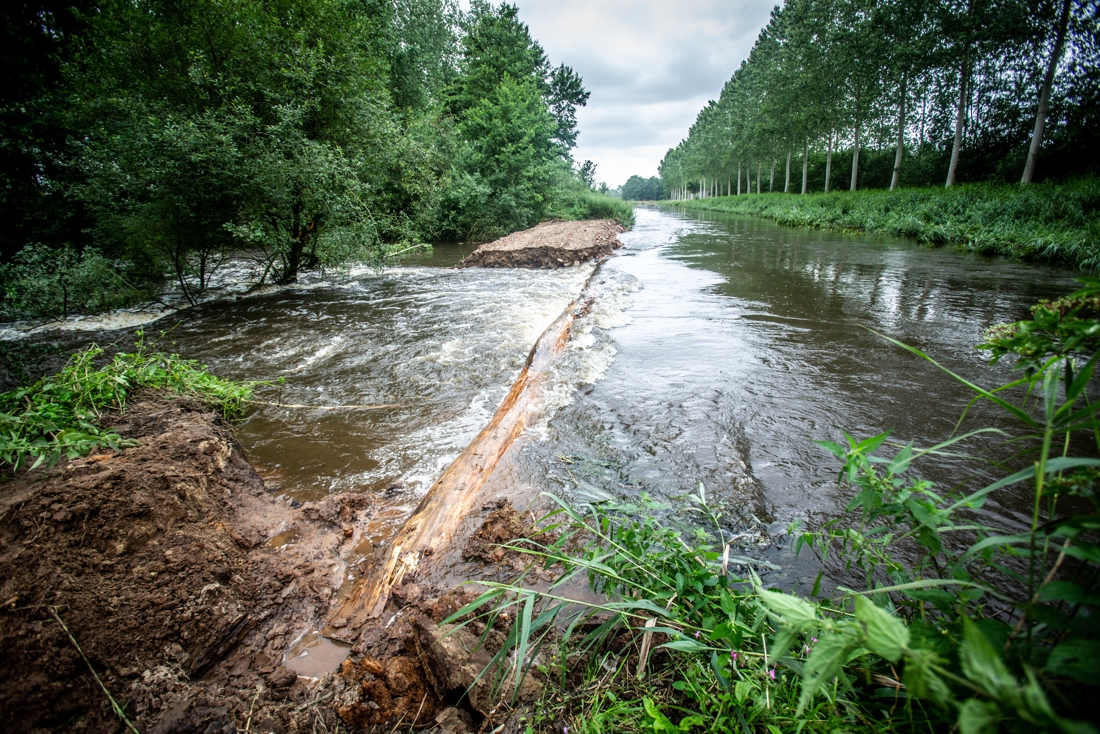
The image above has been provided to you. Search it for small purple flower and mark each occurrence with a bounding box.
[803,645,811,655]
[811,637,818,643]
[694,631,700,639]
[730,652,738,662]
[768,668,777,680]
[564,727,569,734]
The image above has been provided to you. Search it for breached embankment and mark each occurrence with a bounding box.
[1,265,612,732]
[458,219,624,269]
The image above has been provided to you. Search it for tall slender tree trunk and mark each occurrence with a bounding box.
[785,149,791,192]
[801,137,809,194]
[891,76,907,190]
[918,92,927,161]
[824,129,834,192]
[770,158,775,192]
[737,161,742,195]
[757,162,762,193]
[850,119,861,191]
[1022,0,1072,184]
[946,56,970,187]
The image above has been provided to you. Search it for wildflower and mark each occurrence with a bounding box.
[811,637,818,643]
[730,651,738,662]
[803,645,811,655]
[768,668,777,680]
[694,631,700,639]
[564,728,569,734]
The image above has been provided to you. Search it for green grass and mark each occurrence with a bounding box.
[551,189,636,229]
[0,332,259,471]
[662,177,1100,270]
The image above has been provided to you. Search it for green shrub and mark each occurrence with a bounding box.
[0,333,259,471]
[0,244,148,321]
[549,188,636,228]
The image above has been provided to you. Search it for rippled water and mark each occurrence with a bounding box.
[30,208,1084,542]
[507,207,1082,538]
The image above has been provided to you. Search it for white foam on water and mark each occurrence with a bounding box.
[526,268,640,439]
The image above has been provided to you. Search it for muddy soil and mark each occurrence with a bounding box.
[0,394,548,733]
[458,220,624,269]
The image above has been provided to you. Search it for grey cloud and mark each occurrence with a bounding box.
[512,0,775,185]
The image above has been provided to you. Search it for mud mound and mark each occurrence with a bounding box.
[458,220,624,269]
[0,395,370,733]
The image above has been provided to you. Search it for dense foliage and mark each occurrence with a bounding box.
[0,333,257,471]
[660,0,1100,199]
[621,176,667,201]
[457,280,1100,733]
[666,177,1100,270]
[0,0,625,320]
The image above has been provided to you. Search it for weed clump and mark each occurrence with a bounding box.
[0,333,257,470]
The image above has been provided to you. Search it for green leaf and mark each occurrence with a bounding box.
[1045,638,1100,685]
[814,439,846,459]
[957,698,1002,734]
[854,596,909,662]
[959,618,1017,702]
[757,589,817,629]
[797,631,854,712]
[660,639,711,653]
[1038,581,1100,606]
[903,648,954,708]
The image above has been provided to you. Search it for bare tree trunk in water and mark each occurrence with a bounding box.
[946,57,970,187]
[825,129,834,192]
[850,119,861,191]
[801,137,809,194]
[757,162,762,193]
[785,149,791,192]
[891,76,907,190]
[1022,0,1072,184]
[770,158,775,191]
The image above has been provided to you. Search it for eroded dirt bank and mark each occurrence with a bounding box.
[458,220,624,269]
[0,395,545,733]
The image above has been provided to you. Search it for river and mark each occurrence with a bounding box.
[28,206,1083,570]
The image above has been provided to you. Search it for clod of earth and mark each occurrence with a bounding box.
[458,219,624,269]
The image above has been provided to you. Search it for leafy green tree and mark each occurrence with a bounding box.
[436,1,588,240]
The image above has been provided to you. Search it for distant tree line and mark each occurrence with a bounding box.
[0,0,603,318]
[660,0,1100,198]
[621,176,668,201]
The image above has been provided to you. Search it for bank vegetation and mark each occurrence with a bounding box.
[0,0,627,322]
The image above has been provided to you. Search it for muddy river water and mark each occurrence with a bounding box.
[139,207,1077,533]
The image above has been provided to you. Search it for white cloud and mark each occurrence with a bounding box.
[513,0,775,187]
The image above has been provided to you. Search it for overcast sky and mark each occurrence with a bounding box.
[512,0,776,188]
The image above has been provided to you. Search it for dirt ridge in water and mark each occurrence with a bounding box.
[458,219,624,269]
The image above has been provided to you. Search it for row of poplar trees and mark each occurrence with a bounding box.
[659,0,1100,198]
[0,0,590,317]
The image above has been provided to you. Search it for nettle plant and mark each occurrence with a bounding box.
[793,278,1100,732]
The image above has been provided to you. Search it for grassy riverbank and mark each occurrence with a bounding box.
[662,177,1100,270]
[0,334,256,470]
[458,281,1100,733]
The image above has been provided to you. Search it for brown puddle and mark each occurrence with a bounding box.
[284,630,351,678]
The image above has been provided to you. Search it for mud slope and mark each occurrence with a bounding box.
[0,395,373,733]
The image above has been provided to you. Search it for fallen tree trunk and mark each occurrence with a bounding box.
[328,277,598,633]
